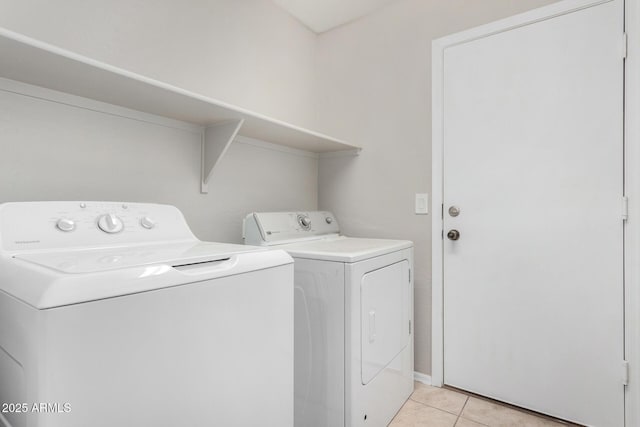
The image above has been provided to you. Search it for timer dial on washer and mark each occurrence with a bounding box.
[97,213,124,234]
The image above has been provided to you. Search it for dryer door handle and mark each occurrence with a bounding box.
[369,310,376,343]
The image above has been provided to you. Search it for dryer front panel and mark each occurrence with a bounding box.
[345,247,414,427]
[360,260,410,385]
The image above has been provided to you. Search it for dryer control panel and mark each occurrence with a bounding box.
[0,201,195,252]
[243,211,340,245]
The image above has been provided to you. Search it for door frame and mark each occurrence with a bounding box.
[431,0,639,424]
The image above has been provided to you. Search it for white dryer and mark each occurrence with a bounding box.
[0,201,294,427]
[244,211,413,427]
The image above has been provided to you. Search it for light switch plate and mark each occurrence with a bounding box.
[415,193,429,215]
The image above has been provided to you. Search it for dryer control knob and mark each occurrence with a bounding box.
[56,218,76,232]
[98,213,124,234]
[298,215,311,229]
[325,217,333,224]
[140,216,155,229]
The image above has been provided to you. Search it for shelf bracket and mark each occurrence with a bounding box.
[201,119,244,193]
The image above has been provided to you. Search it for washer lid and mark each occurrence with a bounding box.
[13,241,260,274]
[275,236,412,263]
[3,242,292,310]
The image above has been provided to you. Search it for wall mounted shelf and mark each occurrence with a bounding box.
[0,27,360,192]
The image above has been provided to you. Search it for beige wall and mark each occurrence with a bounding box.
[0,88,318,243]
[0,0,319,243]
[315,0,559,375]
[0,0,565,376]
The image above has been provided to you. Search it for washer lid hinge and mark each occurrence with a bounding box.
[623,360,629,386]
[623,196,629,221]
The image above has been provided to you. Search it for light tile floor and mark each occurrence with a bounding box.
[389,382,578,427]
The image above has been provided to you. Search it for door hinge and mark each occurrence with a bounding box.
[623,196,629,221]
[623,360,629,386]
[622,33,628,59]
[408,269,411,283]
[409,320,412,335]
[441,204,444,219]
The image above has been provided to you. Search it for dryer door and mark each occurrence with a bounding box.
[360,260,410,384]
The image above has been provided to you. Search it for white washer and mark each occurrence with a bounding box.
[244,211,413,427]
[0,201,294,427]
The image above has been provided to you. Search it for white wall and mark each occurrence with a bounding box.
[0,0,319,243]
[315,0,559,375]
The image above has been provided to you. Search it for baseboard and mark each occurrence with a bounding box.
[413,372,432,386]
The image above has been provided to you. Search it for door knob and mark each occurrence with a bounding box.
[447,229,460,241]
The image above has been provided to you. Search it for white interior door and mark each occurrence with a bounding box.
[442,1,624,426]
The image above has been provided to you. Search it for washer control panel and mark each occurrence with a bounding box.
[0,201,195,252]
[244,211,340,245]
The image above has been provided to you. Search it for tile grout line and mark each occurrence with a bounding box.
[412,391,472,425]
[459,395,470,416]
[408,396,468,418]
[455,396,470,427]
[402,387,568,427]
[454,392,572,427]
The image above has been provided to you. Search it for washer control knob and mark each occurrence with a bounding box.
[140,216,155,229]
[98,213,124,234]
[56,218,76,232]
[325,217,333,224]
